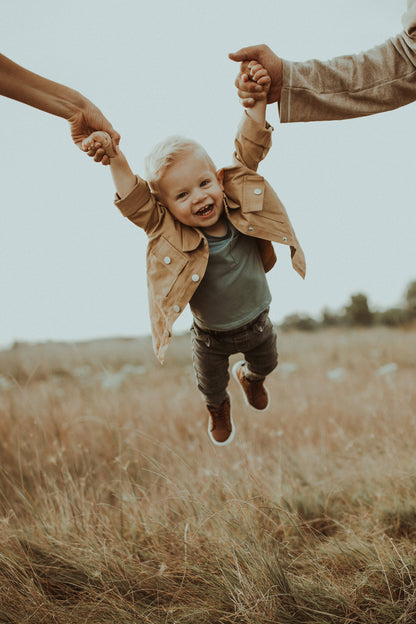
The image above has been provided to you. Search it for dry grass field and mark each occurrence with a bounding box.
[0,326,415,623]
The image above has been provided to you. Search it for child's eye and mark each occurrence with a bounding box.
[200,180,210,187]
[177,191,188,199]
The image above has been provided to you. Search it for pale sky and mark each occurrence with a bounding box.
[1,0,415,349]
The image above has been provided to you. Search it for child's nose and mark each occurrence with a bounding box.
[193,188,208,203]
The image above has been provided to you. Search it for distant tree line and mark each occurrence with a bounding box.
[280,280,416,331]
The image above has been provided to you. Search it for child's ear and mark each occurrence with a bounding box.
[216,168,224,189]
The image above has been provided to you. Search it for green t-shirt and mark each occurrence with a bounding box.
[190,219,272,330]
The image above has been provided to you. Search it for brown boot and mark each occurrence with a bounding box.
[207,394,235,446]
[232,360,269,411]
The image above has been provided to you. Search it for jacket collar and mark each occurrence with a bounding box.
[224,194,239,211]
[181,226,204,252]
[156,200,204,252]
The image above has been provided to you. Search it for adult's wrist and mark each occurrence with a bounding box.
[58,86,87,120]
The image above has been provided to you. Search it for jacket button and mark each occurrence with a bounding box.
[164,256,172,264]
[173,305,181,313]
[192,274,200,282]
[248,226,254,232]
[254,188,262,195]
[282,236,288,242]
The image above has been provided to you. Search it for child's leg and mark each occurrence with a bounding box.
[191,323,230,406]
[243,312,278,379]
[232,311,278,411]
[190,322,234,445]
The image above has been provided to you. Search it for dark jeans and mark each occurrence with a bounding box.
[190,309,278,406]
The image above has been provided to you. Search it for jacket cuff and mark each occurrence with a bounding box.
[402,2,416,35]
[278,59,292,123]
[114,176,152,218]
[238,111,273,148]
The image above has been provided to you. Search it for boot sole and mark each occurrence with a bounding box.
[207,414,235,446]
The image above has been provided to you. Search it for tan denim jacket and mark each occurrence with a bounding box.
[280,0,416,122]
[115,112,305,363]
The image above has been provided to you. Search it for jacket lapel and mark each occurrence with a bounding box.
[181,226,203,252]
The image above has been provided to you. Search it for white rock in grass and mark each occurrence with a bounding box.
[279,362,298,376]
[99,364,147,390]
[73,365,92,378]
[100,371,125,390]
[377,362,398,376]
[327,367,346,381]
[0,375,12,390]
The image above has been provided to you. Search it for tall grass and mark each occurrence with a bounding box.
[0,327,415,622]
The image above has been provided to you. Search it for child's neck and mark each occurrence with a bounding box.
[202,215,228,237]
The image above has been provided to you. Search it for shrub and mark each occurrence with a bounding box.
[405,280,416,314]
[344,293,374,326]
[378,307,413,327]
[280,313,318,332]
[321,308,345,327]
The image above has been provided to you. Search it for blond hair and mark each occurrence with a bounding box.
[144,135,216,195]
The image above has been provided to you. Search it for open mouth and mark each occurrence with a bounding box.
[196,204,214,217]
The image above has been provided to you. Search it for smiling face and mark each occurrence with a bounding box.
[157,149,225,234]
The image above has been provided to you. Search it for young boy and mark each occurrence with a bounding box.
[83,63,305,446]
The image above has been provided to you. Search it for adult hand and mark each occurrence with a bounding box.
[68,101,120,165]
[229,44,283,107]
[0,53,120,165]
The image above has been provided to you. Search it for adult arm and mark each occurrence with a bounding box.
[229,1,416,122]
[279,30,416,122]
[0,53,120,152]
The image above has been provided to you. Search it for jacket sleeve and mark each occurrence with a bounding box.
[114,176,160,234]
[279,3,416,123]
[233,111,273,171]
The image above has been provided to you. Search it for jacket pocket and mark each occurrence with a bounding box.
[242,176,265,213]
[148,236,188,297]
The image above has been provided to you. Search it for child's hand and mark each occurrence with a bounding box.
[244,61,271,92]
[81,131,117,166]
[235,60,271,106]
